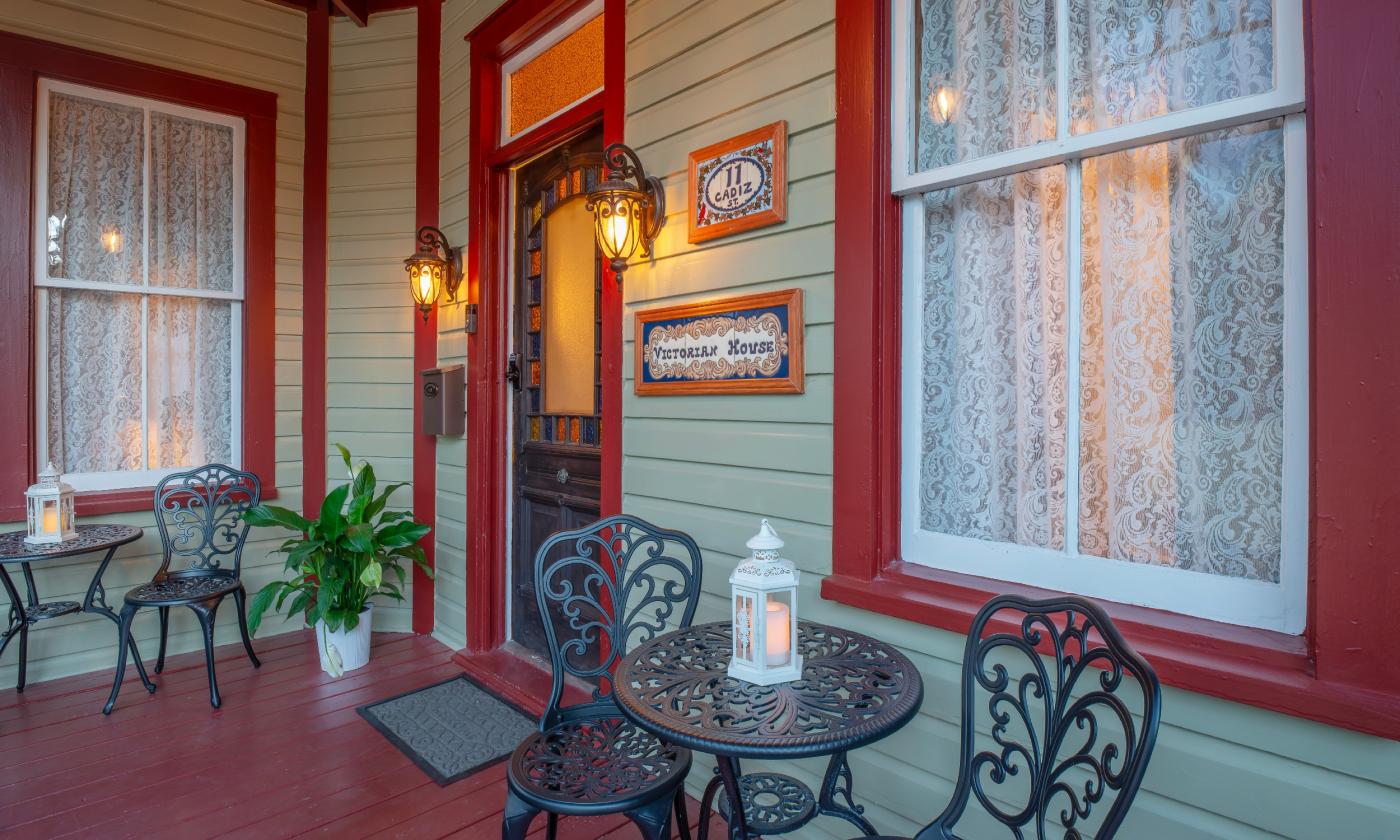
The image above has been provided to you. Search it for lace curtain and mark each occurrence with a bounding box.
[44,91,235,477]
[915,1,1286,583]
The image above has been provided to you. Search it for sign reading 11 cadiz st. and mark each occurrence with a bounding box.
[634,289,804,396]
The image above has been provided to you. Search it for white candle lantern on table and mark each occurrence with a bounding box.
[728,519,802,685]
[25,462,77,546]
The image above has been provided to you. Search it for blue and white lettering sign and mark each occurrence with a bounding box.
[687,121,787,244]
[634,289,804,395]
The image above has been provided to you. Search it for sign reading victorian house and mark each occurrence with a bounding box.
[635,289,803,395]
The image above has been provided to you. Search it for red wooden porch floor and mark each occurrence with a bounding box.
[0,631,718,839]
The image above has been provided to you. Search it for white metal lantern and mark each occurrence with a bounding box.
[25,462,77,547]
[728,519,802,685]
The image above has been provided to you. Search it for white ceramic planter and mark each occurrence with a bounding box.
[315,604,372,675]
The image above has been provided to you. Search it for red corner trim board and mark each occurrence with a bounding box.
[825,0,1400,740]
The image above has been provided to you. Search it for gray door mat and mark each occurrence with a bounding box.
[358,674,538,786]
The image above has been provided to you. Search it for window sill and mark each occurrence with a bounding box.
[74,484,278,517]
[821,561,1400,741]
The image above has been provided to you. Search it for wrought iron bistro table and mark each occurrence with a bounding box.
[0,525,156,698]
[614,620,924,840]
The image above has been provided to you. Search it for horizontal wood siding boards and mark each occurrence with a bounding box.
[430,0,508,650]
[327,9,419,634]
[621,1,1400,838]
[0,0,306,688]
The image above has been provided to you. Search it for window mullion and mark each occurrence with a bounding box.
[1063,159,1083,557]
[140,106,151,471]
[1055,0,1070,142]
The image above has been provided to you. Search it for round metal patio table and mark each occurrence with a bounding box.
[614,620,924,840]
[0,525,156,701]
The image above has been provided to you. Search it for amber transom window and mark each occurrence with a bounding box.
[502,2,604,143]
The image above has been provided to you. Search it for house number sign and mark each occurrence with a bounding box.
[635,289,804,396]
[687,121,787,244]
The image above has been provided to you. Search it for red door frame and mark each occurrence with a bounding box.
[460,0,624,654]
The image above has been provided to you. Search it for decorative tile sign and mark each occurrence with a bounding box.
[635,289,803,395]
[687,121,787,244]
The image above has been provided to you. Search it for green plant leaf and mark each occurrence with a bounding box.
[243,504,311,533]
[344,522,375,554]
[376,520,431,548]
[247,583,281,636]
[352,461,376,502]
[366,482,409,521]
[336,442,353,475]
[319,485,350,542]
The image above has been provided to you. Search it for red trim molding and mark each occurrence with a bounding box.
[412,0,441,635]
[600,0,624,518]
[0,31,279,520]
[824,0,1400,740]
[462,0,612,653]
[302,4,330,519]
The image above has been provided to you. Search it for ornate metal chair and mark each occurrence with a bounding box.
[103,464,262,715]
[502,514,704,840]
[857,595,1161,840]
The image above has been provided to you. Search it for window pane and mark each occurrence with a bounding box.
[507,14,604,138]
[542,197,597,417]
[914,0,1057,171]
[919,166,1068,548]
[1069,0,1274,133]
[147,297,234,468]
[45,289,144,473]
[150,112,236,291]
[1080,119,1285,581]
[46,93,143,285]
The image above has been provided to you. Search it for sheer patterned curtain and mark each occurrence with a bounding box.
[42,86,237,482]
[1080,121,1285,582]
[45,93,145,474]
[147,112,235,468]
[920,168,1067,549]
[913,0,1287,584]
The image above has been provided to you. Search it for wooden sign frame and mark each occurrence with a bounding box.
[687,121,787,244]
[634,289,804,396]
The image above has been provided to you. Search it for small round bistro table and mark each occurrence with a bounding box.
[614,620,924,840]
[0,525,156,698]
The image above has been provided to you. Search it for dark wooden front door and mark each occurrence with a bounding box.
[509,133,605,658]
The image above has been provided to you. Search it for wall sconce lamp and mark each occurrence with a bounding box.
[585,143,665,284]
[404,225,464,322]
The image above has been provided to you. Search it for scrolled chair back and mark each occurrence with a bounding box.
[533,514,703,729]
[152,464,261,579]
[923,595,1162,840]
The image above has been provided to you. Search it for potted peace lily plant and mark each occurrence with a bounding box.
[242,445,432,676]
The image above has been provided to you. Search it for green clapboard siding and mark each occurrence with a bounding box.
[619,0,1400,838]
[0,0,311,687]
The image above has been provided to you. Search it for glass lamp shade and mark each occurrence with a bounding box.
[25,462,77,546]
[588,182,645,266]
[405,255,446,320]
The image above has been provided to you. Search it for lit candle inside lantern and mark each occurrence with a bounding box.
[41,505,58,536]
[766,600,790,666]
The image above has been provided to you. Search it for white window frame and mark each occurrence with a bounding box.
[893,0,1309,633]
[499,0,604,145]
[32,78,246,493]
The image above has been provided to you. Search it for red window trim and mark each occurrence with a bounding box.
[0,31,280,521]
[825,0,1400,740]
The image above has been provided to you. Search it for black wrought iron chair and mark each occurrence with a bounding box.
[502,514,704,840]
[857,595,1161,840]
[103,464,262,715]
